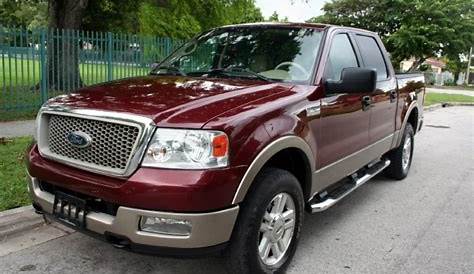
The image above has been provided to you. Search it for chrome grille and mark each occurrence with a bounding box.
[47,114,140,173]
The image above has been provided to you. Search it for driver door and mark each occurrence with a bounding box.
[316,33,371,189]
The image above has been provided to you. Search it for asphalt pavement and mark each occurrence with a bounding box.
[0,107,473,273]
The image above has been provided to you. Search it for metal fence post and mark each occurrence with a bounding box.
[39,28,48,104]
[466,47,472,85]
[107,32,113,81]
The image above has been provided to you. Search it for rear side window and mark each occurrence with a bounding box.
[324,34,359,81]
[356,35,388,80]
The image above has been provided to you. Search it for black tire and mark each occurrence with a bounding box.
[227,168,304,274]
[384,123,414,180]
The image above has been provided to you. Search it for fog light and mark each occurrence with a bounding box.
[139,216,192,236]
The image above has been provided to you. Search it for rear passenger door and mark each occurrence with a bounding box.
[354,34,397,145]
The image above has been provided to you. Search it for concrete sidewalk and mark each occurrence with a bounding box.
[0,120,35,138]
[0,205,75,257]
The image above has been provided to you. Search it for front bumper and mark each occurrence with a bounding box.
[28,174,239,250]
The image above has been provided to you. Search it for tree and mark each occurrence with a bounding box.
[46,0,89,90]
[2,0,262,90]
[138,0,264,38]
[445,56,469,83]
[311,0,474,71]
[0,0,48,29]
[268,11,281,22]
[82,0,144,33]
[267,11,289,22]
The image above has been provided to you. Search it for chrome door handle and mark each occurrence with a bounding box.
[390,90,397,103]
[362,95,372,111]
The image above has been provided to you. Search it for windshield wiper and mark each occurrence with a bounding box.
[200,68,272,82]
[150,65,186,76]
[226,68,273,82]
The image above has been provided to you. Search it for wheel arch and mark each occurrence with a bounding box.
[396,101,420,147]
[232,136,315,204]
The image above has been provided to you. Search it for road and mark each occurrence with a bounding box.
[0,107,473,274]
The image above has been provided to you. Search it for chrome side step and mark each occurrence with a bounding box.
[310,159,391,213]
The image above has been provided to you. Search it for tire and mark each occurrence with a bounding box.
[384,123,414,180]
[227,168,304,274]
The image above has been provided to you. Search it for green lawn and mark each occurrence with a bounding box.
[0,58,149,87]
[424,92,474,106]
[0,58,150,121]
[0,137,33,211]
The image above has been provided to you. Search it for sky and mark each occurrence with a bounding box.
[255,0,328,22]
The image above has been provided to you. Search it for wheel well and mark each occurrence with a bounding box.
[407,107,419,133]
[262,148,312,200]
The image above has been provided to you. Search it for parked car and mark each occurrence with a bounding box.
[27,23,424,273]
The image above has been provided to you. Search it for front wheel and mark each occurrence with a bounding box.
[227,168,304,274]
[385,123,414,179]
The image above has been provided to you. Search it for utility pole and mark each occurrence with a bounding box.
[466,47,473,85]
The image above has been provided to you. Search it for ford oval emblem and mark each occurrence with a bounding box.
[67,131,92,148]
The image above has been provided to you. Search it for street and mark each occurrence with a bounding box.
[0,107,473,274]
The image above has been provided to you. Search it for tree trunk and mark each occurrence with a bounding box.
[407,57,427,72]
[46,0,89,91]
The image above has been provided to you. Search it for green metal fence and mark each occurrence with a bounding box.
[0,26,182,119]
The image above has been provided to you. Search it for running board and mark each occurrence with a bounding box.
[310,159,391,213]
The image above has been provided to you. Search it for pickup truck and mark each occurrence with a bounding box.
[27,23,424,273]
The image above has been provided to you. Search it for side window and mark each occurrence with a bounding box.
[324,34,358,81]
[356,35,388,80]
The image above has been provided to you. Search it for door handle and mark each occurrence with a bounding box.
[362,95,372,111]
[390,90,397,103]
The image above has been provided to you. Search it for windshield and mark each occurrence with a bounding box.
[152,27,324,83]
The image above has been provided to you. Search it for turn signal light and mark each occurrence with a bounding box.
[212,134,229,157]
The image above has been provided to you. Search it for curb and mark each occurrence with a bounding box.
[0,205,44,239]
[423,103,443,112]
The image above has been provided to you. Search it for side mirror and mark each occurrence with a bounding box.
[325,67,377,94]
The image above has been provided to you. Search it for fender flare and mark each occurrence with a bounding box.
[231,135,315,204]
[396,100,419,147]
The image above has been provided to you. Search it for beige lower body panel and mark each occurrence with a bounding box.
[311,134,394,194]
[28,174,239,249]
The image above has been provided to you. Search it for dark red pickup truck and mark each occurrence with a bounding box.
[27,23,424,273]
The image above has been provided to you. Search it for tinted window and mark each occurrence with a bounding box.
[156,28,324,82]
[325,34,358,81]
[356,35,388,80]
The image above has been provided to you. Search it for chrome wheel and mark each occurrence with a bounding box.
[258,192,296,266]
[402,136,412,170]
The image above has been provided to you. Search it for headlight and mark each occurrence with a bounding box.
[141,128,229,169]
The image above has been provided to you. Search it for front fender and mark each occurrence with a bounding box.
[231,135,315,204]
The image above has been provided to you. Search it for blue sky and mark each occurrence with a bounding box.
[255,0,327,22]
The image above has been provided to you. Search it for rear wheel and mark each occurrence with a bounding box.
[227,168,304,274]
[385,124,414,179]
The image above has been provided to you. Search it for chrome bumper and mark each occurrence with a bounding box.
[27,174,239,249]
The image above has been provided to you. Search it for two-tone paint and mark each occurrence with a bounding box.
[27,23,424,220]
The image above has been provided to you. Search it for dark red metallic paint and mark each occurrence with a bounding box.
[28,146,247,212]
[27,23,424,213]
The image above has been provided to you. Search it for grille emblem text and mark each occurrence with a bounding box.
[67,131,92,148]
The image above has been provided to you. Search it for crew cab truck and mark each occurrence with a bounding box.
[27,23,424,273]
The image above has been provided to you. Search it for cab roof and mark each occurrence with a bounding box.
[216,22,376,36]
[218,22,331,30]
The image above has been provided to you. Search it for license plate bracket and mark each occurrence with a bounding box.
[53,191,87,229]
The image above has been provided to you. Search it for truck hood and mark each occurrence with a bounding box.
[46,76,291,128]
